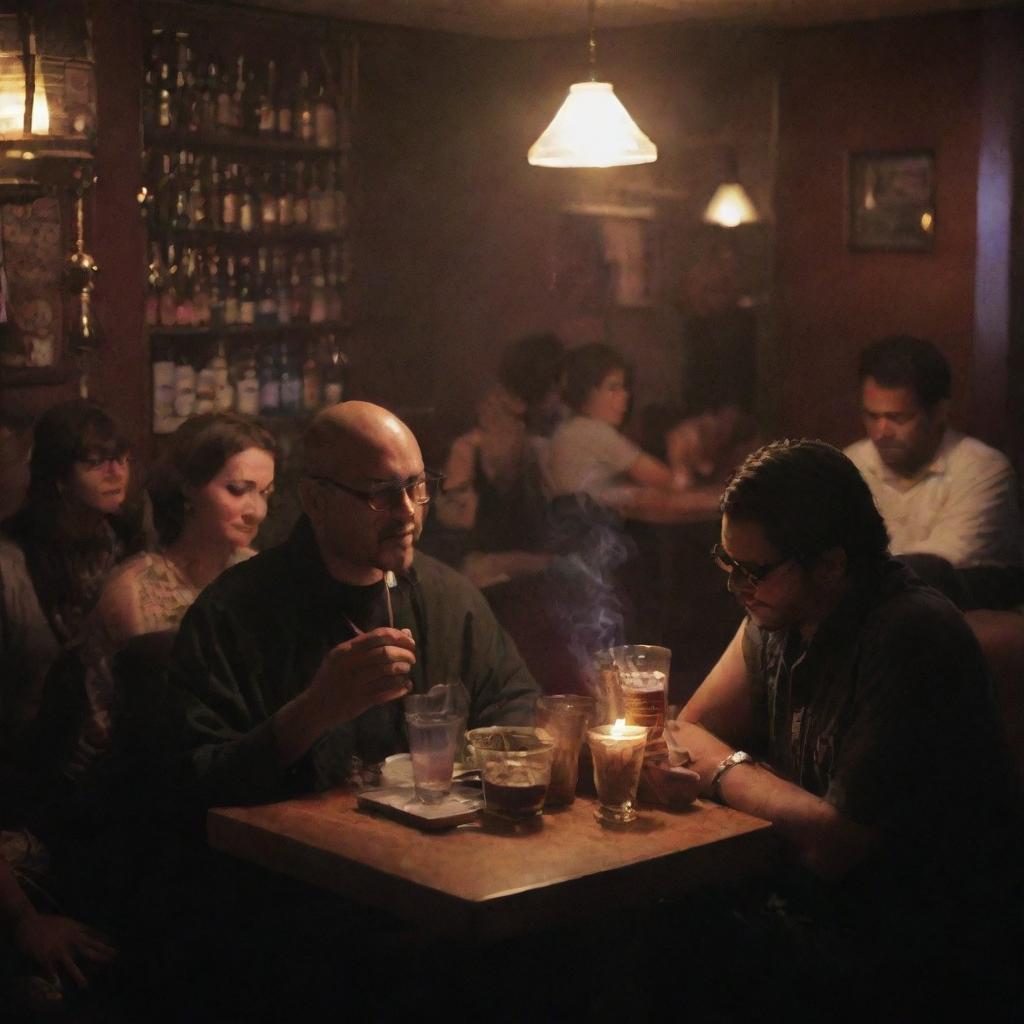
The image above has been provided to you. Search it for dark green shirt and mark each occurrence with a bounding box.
[166,516,540,808]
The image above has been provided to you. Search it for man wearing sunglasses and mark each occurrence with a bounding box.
[655,440,1018,1015]
[165,401,539,809]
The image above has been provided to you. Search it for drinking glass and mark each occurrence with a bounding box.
[587,722,648,825]
[404,683,468,804]
[465,727,554,820]
[535,694,595,808]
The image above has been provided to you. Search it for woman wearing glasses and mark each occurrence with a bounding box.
[68,413,276,774]
[0,400,147,752]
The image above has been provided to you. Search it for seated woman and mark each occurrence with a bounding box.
[435,332,565,587]
[545,344,719,523]
[0,400,147,757]
[72,413,276,771]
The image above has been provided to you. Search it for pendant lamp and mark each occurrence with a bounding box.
[703,147,758,227]
[528,0,656,168]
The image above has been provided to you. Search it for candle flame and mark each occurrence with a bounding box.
[612,718,627,737]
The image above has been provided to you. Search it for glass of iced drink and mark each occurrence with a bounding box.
[608,645,671,741]
[404,683,468,804]
[587,720,649,825]
[535,695,595,808]
[465,727,554,821]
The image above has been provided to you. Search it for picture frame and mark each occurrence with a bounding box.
[848,150,935,252]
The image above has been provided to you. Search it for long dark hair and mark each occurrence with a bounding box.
[3,400,147,639]
[148,413,277,546]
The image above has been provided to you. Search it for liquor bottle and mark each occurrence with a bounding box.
[156,59,173,129]
[221,162,240,231]
[313,74,337,149]
[159,242,179,327]
[199,56,220,133]
[206,156,222,231]
[173,43,192,134]
[194,344,216,415]
[255,247,277,327]
[234,347,260,416]
[275,67,293,138]
[142,32,163,133]
[173,348,197,419]
[289,250,310,323]
[215,57,234,132]
[322,334,348,406]
[325,243,343,323]
[259,164,278,231]
[230,56,246,132]
[211,339,234,412]
[308,247,327,325]
[277,162,294,229]
[238,168,257,234]
[145,242,164,327]
[208,252,225,327]
[258,60,277,137]
[237,254,256,326]
[154,151,174,227]
[317,160,337,233]
[152,340,177,433]
[187,154,207,228]
[259,343,281,416]
[301,339,322,412]
[294,69,314,143]
[193,249,212,327]
[274,249,291,326]
[241,60,260,137]
[292,161,309,227]
[171,150,192,230]
[175,246,196,327]
[222,253,240,326]
[307,162,325,233]
[279,342,302,414]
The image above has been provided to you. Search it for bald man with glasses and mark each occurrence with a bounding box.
[164,402,540,809]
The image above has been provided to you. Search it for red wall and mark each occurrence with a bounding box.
[774,13,983,448]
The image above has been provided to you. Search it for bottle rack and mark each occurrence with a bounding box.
[141,2,355,434]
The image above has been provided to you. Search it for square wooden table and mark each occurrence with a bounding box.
[208,790,777,941]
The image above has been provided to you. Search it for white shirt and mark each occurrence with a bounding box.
[845,429,1021,569]
[544,415,640,504]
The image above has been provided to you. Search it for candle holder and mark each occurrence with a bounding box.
[587,722,648,826]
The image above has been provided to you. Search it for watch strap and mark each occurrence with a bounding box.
[709,750,754,802]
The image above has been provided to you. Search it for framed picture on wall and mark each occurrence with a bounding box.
[848,150,935,252]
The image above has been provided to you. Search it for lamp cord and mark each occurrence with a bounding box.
[587,0,597,81]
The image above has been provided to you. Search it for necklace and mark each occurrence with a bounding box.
[342,570,396,636]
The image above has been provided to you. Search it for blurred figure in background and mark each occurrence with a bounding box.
[545,343,718,522]
[435,332,565,587]
[845,335,1023,611]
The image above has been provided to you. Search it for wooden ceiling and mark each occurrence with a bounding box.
[229,0,1017,38]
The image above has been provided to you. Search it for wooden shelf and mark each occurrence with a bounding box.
[144,128,346,160]
[149,320,347,339]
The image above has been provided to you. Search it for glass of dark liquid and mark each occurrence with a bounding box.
[465,727,555,821]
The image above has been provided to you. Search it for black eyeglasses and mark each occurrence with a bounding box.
[77,453,131,472]
[308,471,444,512]
[710,543,792,590]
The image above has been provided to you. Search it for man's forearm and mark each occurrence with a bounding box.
[684,723,878,880]
[0,861,36,928]
[271,689,327,767]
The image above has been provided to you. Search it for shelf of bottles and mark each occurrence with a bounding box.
[141,14,354,434]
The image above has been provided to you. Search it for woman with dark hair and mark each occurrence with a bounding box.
[546,343,718,521]
[72,413,275,767]
[0,400,146,748]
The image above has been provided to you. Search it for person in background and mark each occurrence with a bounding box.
[845,335,1023,610]
[0,400,146,762]
[545,343,718,522]
[67,413,277,775]
[434,332,565,587]
[652,440,1020,1017]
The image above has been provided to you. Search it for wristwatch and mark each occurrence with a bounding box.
[709,750,754,803]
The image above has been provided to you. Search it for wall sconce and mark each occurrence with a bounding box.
[528,0,656,168]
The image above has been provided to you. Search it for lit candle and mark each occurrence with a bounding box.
[587,720,648,825]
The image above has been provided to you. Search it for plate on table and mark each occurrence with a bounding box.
[357,784,482,830]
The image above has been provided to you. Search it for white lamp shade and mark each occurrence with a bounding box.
[528,81,657,168]
[703,182,758,227]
